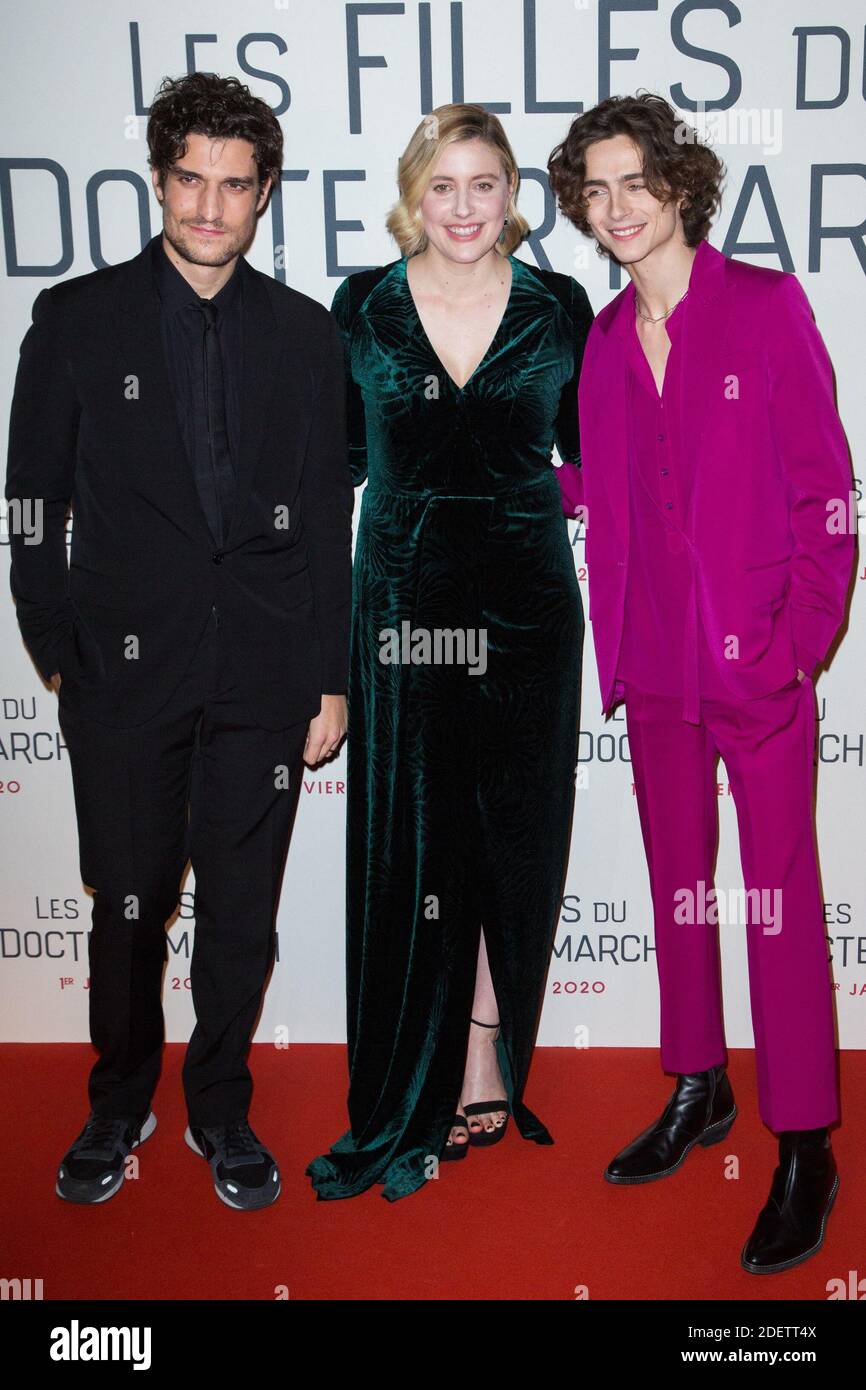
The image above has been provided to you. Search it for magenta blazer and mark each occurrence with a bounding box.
[557,238,855,718]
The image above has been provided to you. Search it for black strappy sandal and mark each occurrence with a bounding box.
[464,1018,510,1148]
[441,1113,470,1161]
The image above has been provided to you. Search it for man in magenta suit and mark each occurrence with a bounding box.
[548,94,855,1274]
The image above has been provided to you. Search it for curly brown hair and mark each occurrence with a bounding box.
[147,72,283,196]
[547,93,724,258]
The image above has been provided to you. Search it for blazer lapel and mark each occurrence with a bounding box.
[678,242,733,532]
[114,240,214,545]
[225,259,286,547]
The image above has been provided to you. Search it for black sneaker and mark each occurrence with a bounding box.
[56,1111,157,1204]
[185,1120,280,1211]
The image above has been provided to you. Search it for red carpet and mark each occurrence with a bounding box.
[1,1045,862,1301]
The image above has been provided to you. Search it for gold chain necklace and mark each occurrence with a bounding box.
[635,289,689,323]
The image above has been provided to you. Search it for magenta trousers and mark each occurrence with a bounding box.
[624,676,839,1132]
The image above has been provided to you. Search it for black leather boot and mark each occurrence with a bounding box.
[604,1064,736,1184]
[741,1127,839,1274]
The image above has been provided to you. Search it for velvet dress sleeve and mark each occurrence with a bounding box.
[330,276,369,487]
[553,275,594,519]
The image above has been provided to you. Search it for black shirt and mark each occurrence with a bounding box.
[150,234,244,478]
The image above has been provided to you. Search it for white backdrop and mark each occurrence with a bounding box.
[1,0,863,1055]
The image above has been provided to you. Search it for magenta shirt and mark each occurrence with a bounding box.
[615,299,729,707]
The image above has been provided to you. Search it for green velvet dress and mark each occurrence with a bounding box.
[306,252,594,1200]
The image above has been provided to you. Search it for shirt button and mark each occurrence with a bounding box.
[664,501,673,509]
[657,433,665,441]
[660,468,669,476]
[212,551,224,564]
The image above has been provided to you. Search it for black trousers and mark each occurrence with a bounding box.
[58,607,308,1127]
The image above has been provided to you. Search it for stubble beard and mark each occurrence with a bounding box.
[162,210,252,268]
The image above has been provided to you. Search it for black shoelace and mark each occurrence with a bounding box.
[76,1115,129,1160]
[222,1121,264,1165]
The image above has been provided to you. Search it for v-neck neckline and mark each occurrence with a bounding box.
[630,288,685,400]
[401,253,516,393]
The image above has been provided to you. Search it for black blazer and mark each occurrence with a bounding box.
[5,235,353,730]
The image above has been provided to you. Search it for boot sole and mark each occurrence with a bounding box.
[740,1174,839,1275]
[604,1106,737,1185]
[55,1111,157,1204]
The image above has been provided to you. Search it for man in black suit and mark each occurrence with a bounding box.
[5,73,352,1210]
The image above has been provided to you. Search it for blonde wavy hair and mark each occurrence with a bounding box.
[386,104,529,258]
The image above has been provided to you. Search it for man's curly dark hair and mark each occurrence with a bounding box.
[147,71,283,196]
[547,92,724,258]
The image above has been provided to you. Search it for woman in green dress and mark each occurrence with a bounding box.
[306,104,593,1201]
